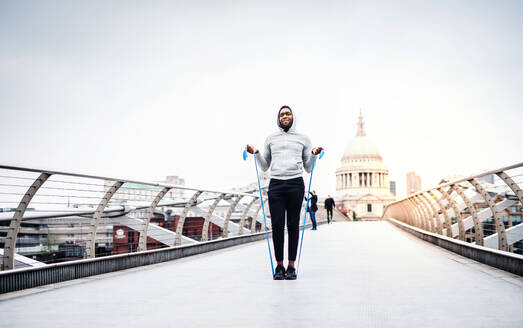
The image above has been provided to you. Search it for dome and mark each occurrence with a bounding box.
[342,111,382,160]
[343,135,381,158]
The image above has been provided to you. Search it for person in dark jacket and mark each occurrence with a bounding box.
[247,106,323,280]
[308,190,318,230]
[324,195,335,224]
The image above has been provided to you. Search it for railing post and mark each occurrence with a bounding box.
[398,200,414,226]
[176,191,202,245]
[201,193,226,242]
[468,178,508,251]
[404,199,417,228]
[85,180,123,258]
[138,187,171,252]
[414,194,433,232]
[420,192,442,235]
[429,189,453,237]
[222,195,243,238]
[440,186,466,241]
[450,184,484,245]
[406,197,424,230]
[238,198,257,235]
[250,203,263,232]
[416,195,431,231]
[2,173,51,271]
[496,172,523,206]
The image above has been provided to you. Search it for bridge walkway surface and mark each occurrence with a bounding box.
[1,221,523,327]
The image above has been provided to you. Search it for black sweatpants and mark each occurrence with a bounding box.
[268,177,305,262]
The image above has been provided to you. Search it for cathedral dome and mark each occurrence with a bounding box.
[342,112,382,160]
[343,135,381,158]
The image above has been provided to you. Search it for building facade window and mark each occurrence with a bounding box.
[367,204,372,212]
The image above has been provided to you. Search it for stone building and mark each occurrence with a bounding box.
[406,171,422,194]
[335,112,396,219]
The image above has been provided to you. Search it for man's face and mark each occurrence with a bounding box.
[279,108,293,128]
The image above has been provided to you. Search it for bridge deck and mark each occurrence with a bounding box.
[1,221,523,327]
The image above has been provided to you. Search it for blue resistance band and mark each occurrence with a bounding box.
[296,150,324,275]
[244,148,275,276]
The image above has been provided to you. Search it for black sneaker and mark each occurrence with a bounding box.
[285,266,297,280]
[273,265,285,280]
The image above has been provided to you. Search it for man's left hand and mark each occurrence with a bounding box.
[312,147,324,155]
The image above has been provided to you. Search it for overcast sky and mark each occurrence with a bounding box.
[1,0,522,198]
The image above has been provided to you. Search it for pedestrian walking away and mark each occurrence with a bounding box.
[246,105,323,280]
[307,190,318,230]
[324,194,335,224]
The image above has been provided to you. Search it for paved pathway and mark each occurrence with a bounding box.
[1,221,523,327]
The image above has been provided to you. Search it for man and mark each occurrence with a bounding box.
[324,195,335,224]
[308,190,318,230]
[247,105,323,280]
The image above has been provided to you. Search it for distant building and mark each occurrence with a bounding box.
[406,172,422,194]
[478,174,495,184]
[231,172,269,194]
[104,175,186,202]
[164,175,185,185]
[389,181,396,196]
[162,176,187,200]
[335,111,395,220]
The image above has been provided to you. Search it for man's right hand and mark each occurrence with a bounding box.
[246,144,259,154]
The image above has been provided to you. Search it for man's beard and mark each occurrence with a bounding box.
[280,119,293,132]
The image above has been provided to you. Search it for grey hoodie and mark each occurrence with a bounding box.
[256,109,313,180]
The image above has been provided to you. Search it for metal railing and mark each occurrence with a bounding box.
[0,164,271,271]
[383,163,523,254]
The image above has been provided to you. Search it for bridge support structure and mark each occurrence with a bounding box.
[0,165,264,271]
[383,163,523,254]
